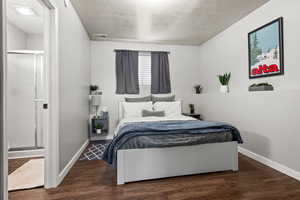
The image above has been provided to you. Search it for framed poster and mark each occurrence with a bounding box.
[248,17,284,79]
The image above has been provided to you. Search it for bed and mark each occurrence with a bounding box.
[103,101,242,185]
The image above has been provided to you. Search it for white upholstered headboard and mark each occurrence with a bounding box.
[118,101,125,122]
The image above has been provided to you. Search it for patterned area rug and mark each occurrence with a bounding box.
[79,141,111,161]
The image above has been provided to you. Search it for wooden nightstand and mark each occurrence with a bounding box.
[182,113,202,120]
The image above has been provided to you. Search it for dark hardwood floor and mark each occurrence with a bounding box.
[9,154,300,200]
[9,157,40,175]
[9,157,43,175]
[9,158,30,175]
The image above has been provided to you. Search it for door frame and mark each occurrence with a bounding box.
[1,0,60,198]
[40,0,60,188]
[1,0,8,199]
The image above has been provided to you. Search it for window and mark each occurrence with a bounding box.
[138,52,151,86]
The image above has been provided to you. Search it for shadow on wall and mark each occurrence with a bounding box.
[239,130,271,158]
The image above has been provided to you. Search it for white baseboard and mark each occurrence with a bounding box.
[238,147,300,181]
[57,139,89,185]
[8,149,44,159]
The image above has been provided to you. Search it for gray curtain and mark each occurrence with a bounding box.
[151,52,171,94]
[115,50,139,94]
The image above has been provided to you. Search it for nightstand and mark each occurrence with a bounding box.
[182,113,202,120]
[89,112,109,141]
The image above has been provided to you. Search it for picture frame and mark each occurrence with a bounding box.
[248,17,284,79]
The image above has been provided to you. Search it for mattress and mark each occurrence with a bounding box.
[103,116,242,166]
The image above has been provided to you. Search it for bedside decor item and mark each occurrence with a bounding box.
[91,95,101,117]
[249,82,274,92]
[95,124,103,134]
[218,72,231,93]
[90,85,98,94]
[189,104,195,114]
[194,85,203,94]
[248,17,284,79]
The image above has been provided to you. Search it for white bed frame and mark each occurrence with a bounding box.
[117,102,238,185]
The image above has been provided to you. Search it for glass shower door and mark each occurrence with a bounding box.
[34,54,45,148]
[7,52,45,150]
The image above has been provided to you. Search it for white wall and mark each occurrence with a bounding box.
[7,23,43,51]
[195,0,300,172]
[7,23,27,50]
[55,0,91,171]
[91,41,201,138]
[27,34,43,50]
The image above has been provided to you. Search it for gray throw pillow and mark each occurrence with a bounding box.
[125,95,152,102]
[152,95,175,103]
[142,110,165,117]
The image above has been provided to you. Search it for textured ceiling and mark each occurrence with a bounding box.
[7,0,44,35]
[71,0,270,45]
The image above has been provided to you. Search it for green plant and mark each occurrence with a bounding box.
[194,84,203,94]
[95,124,103,129]
[194,85,202,90]
[218,73,231,86]
[90,85,98,93]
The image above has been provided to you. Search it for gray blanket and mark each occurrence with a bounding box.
[103,120,243,167]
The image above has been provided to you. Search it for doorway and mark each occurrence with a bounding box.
[6,0,47,192]
[2,0,59,197]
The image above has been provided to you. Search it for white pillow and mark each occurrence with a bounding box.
[122,102,153,118]
[153,101,182,117]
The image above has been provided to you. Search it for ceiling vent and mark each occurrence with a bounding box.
[92,33,108,39]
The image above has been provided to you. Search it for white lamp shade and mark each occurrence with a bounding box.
[91,95,101,106]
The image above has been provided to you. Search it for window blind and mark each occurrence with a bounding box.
[138,53,151,86]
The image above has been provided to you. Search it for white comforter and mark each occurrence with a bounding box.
[114,115,196,136]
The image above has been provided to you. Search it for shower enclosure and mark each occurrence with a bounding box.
[7,50,45,152]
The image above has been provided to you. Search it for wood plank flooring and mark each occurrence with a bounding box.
[8,157,43,175]
[9,158,31,175]
[9,154,300,200]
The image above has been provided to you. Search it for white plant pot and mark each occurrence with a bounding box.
[96,129,102,134]
[220,85,229,93]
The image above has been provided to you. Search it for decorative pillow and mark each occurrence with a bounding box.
[152,95,175,103]
[142,110,165,117]
[153,101,181,117]
[125,95,152,102]
[122,102,153,118]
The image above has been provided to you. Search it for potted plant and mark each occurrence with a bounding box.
[95,123,103,134]
[218,73,231,93]
[189,104,195,114]
[90,85,98,94]
[194,85,203,94]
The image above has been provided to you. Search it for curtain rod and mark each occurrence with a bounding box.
[114,49,170,54]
